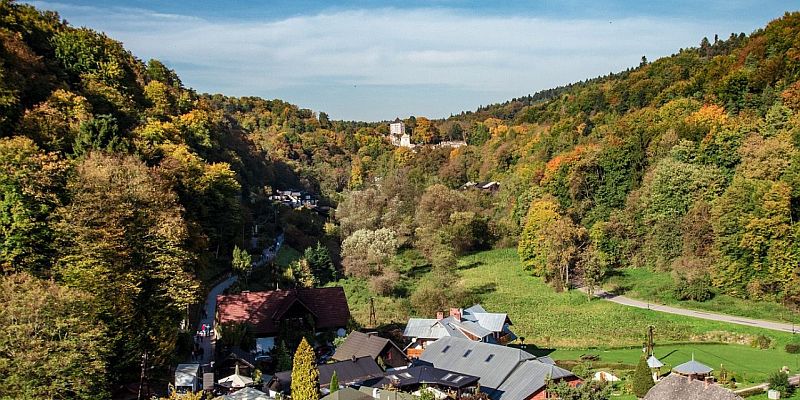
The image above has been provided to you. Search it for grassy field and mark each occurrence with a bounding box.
[274,245,302,267]
[604,268,800,324]
[340,248,800,388]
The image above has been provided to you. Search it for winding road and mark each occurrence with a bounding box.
[581,287,799,334]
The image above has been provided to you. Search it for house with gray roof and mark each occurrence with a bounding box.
[332,331,409,368]
[416,337,578,400]
[403,305,516,358]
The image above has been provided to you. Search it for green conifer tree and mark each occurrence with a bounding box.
[632,355,655,398]
[291,337,319,400]
[329,370,339,393]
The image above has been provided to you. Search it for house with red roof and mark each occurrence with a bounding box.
[216,287,351,353]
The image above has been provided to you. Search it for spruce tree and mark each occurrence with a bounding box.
[329,370,339,393]
[291,337,319,400]
[276,340,292,372]
[632,355,655,398]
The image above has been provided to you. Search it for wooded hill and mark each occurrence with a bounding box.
[1,0,799,397]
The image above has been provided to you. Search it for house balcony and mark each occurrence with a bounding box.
[498,332,515,345]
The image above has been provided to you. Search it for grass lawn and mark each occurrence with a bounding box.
[747,391,800,399]
[604,268,800,324]
[340,248,800,388]
[274,245,302,268]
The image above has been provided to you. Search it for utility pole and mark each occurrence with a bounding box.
[369,297,377,328]
[137,350,148,400]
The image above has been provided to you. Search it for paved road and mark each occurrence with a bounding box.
[580,287,799,334]
[734,374,800,395]
[192,233,284,366]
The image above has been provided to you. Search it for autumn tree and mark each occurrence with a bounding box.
[413,117,439,144]
[0,273,110,399]
[55,153,199,381]
[291,337,319,400]
[0,137,68,274]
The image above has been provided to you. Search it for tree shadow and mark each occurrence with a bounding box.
[405,264,432,279]
[457,261,485,271]
[509,343,556,357]
[464,282,497,303]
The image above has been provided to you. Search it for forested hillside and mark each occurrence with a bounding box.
[1,0,800,397]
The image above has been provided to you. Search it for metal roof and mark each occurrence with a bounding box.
[471,313,509,332]
[403,318,450,339]
[219,387,273,400]
[673,356,713,375]
[366,365,479,389]
[647,355,664,369]
[175,363,200,387]
[496,360,574,400]
[417,337,575,400]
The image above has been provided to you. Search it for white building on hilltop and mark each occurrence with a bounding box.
[389,118,412,148]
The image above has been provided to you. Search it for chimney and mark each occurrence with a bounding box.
[704,376,713,388]
[436,311,444,320]
[450,308,462,321]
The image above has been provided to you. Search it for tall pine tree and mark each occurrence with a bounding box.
[291,337,319,400]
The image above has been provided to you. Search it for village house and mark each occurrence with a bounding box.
[332,331,409,368]
[268,356,384,396]
[403,305,516,358]
[216,287,350,354]
[462,181,500,193]
[416,337,578,400]
[269,189,319,209]
[362,365,480,398]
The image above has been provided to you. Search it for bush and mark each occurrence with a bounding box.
[785,343,800,354]
[674,274,715,302]
[767,371,793,395]
[751,334,772,349]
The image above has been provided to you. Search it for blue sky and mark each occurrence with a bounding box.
[27,1,798,121]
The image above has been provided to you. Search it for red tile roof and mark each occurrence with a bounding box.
[216,287,350,335]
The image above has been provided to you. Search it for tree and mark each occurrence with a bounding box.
[232,245,252,285]
[0,136,68,274]
[275,340,292,372]
[329,370,339,393]
[292,258,318,288]
[341,228,398,278]
[632,355,655,398]
[291,337,319,400]
[546,380,611,400]
[304,242,336,284]
[413,117,438,144]
[55,153,198,381]
[0,273,110,399]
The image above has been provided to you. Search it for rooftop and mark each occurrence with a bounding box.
[644,374,743,400]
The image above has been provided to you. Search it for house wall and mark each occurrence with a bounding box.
[381,345,410,368]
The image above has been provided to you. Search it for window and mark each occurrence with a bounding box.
[442,345,451,353]
[485,354,494,362]
[463,350,472,357]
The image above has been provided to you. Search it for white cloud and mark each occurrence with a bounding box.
[28,1,744,119]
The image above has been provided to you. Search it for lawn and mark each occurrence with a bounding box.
[604,268,800,324]
[340,248,800,388]
[274,245,302,268]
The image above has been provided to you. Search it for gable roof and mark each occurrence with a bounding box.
[644,374,743,400]
[322,387,374,400]
[366,365,479,389]
[404,318,451,339]
[217,287,350,335]
[404,304,513,341]
[271,356,383,393]
[332,331,406,363]
[417,337,575,400]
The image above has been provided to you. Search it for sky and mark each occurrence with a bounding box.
[26,1,798,121]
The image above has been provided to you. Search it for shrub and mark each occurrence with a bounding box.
[674,274,715,302]
[751,334,772,349]
[767,371,793,395]
[785,343,800,354]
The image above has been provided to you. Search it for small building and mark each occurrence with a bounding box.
[332,331,409,369]
[218,365,254,391]
[644,374,743,400]
[672,355,713,380]
[593,371,620,382]
[268,356,384,395]
[403,305,516,358]
[363,365,480,397]
[462,181,500,193]
[174,363,201,394]
[648,354,665,381]
[416,337,579,400]
[216,287,350,354]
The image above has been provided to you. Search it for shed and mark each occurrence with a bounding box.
[175,363,201,393]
